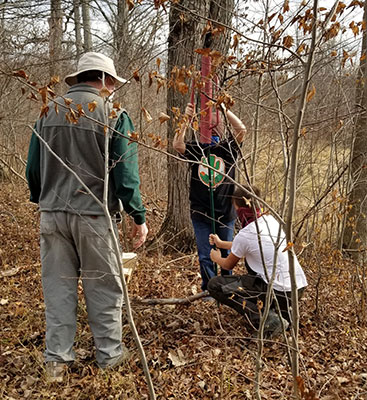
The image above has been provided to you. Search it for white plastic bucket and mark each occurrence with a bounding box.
[122,252,137,282]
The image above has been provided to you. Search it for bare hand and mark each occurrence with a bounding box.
[209,233,220,247]
[210,248,221,263]
[131,222,148,249]
[184,103,195,119]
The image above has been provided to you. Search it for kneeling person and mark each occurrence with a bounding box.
[208,185,307,338]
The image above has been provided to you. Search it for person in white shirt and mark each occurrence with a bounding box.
[208,185,308,338]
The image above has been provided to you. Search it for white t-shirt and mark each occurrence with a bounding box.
[231,214,308,292]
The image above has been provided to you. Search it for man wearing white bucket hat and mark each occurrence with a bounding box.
[26,52,148,381]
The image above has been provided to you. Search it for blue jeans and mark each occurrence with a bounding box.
[191,216,235,291]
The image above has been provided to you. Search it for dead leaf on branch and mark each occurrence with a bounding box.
[324,22,340,41]
[283,0,289,12]
[231,34,240,51]
[342,49,350,68]
[113,102,122,111]
[65,108,78,124]
[148,71,156,87]
[88,101,97,112]
[64,97,73,106]
[99,86,111,98]
[76,104,85,117]
[28,92,38,101]
[347,1,364,9]
[192,120,199,131]
[126,0,134,11]
[297,44,306,54]
[267,12,277,23]
[142,107,153,123]
[336,1,346,14]
[38,87,48,105]
[283,242,294,252]
[349,21,359,37]
[176,82,188,95]
[47,87,56,98]
[171,107,180,117]
[205,100,215,109]
[133,70,140,82]
[201,21,212,38]
[109,110,118,119]
[39,105,49,118]
[13,70,28,80]
[49,76,60,86]
[156,78,165,94]
[128,131,140,143]
[158,112,170,124]
[195,48,211,57]
[283,35,294,48]
[306,84,316,103]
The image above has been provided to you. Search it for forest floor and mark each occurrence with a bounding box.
[1,181,367,400]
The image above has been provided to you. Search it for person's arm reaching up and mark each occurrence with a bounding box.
[173,103,195,154]
[223,107,247,143]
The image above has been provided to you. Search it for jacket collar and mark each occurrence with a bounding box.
[67,83,101,95]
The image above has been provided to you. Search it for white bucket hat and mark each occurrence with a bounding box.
[65,52,127,86]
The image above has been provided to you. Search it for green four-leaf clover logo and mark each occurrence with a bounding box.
[198,154,225,188]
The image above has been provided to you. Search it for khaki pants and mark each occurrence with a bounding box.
[40,211,124,367]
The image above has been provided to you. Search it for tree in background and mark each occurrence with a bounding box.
[49,0,62,77]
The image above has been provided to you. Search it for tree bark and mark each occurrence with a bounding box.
[81,0,92,51]
[115,0,130,72]
[73,0,82,60]
[49,0,63,78]
[343,0,367,259]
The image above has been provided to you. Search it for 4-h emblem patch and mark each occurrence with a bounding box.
[198,154,225,188]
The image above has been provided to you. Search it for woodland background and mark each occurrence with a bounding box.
[1,0,367,399]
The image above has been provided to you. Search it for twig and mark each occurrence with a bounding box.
[132,291,209,305]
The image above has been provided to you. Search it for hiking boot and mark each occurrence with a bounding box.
[99,345,130,370]
[45,361,68,383]
[263,310,289,339]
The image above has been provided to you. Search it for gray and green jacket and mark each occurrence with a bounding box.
[26,83,145,225]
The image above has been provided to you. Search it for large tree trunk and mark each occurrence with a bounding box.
[81,0,92,51]
[343,0,367,259]
[155,0,234,253]
[73,0,82,60]
[115,0,130,73]
[49,0,63,78]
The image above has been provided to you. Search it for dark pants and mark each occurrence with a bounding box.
[191,216,235,291]
[208,274,305,329]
